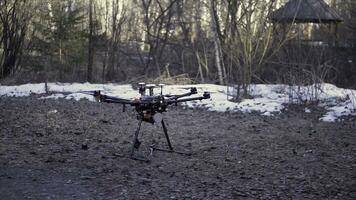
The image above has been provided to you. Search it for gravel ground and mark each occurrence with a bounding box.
[0,95,355,200]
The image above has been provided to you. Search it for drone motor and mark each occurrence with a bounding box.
[145,84,156,96]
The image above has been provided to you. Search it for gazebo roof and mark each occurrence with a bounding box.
[270,0,343,23]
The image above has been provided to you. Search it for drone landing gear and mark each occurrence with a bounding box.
[149,120,191,156]
[130,119,191,161]
[129,120,149,162]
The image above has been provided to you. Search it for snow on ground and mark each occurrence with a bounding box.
[0,82,355,122]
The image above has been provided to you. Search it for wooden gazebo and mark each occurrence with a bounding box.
[270,0,343,45]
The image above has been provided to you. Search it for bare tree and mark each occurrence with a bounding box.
[223,0,277,98]
[0,0,33,78]
[140,0,178,77]
[106,0,127,81]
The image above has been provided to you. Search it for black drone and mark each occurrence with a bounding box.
[84,83,210,161]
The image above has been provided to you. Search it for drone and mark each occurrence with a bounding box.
[83,83,210,161]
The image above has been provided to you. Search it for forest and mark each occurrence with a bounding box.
[1,0,355,93]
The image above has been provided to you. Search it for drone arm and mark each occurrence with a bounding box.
[166,92,191,99]
[171,97,207,104]
[81,91,133,105]
[100,95,133,105]
[165,87,198,100]
[167,92,210,105]
[100,96,135,112]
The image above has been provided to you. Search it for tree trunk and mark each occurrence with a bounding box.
[209,0,224,85]
[59,39,63,80]
[102,0,109,83]
[195,52,205,82]
[87,0,94,82]
[106,0,119,81]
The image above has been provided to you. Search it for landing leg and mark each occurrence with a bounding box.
[161,119,173,150]
[130,119,143,158]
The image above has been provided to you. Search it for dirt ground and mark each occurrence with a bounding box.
[0,95,355,200]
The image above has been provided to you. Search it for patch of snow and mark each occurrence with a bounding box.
[319,115,338,122]
[1,82,355,122]
[162,84,288,114]
[65,93,96,101]
[0,83,46,97]
[39,93,65,99]
[316,84,356,122]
